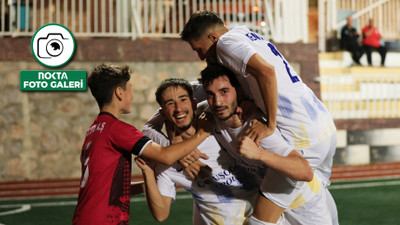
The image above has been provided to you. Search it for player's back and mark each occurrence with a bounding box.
[217,25,336,149]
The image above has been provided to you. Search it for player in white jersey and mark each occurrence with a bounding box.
[200,64,336,225]
[138,78,263,224]
[181,11,338,224]
[140,78,316,225]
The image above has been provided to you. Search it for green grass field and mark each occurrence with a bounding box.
[1,178,399,225]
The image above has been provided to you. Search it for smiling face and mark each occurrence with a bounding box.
[160,86,195,131]
[204,75,238,122]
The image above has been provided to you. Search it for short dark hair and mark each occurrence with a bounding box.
[200,64,240,89]
[155,78,194,105]
[180,10,224,42]
[88,64,132,109]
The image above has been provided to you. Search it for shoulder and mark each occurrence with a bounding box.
[219,26,250,45]
[111,120,144,140]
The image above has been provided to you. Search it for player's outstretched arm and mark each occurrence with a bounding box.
[141,111,213,165]
[134,158,172,222]
[141,128,209,165]
[246,53,277,135]
[238,136,313,181]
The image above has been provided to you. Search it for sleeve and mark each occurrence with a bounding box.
[216,32,257,76]
[155,163,177,201]
[142,109,171,147]
[259,128,293,157]
[110,121,152,156]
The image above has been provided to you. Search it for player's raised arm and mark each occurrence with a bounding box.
[246,53,278,133]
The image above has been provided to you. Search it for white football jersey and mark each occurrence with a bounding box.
[211,107,306,208]
[216,25,336,149]
[155,135,259,225]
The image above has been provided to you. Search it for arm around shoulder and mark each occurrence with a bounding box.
[141,129,210,165]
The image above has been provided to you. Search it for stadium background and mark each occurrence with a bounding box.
[1,0,400,224]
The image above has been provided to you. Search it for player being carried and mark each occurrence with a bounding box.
[181,11,338,225]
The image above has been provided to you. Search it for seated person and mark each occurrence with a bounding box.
[341,16,363,65]
[362,18,387,66]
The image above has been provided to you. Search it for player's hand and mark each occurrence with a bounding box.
[183,160,212,180]
[179,148,208,167]
[237,136,263,161]
[134,157,154,176]
[245,119,274,146]
[196,112,214,134]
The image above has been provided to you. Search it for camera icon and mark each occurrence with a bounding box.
[37,33,68,59]
[32,23,75,67]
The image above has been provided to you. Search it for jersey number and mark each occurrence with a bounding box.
[267,43,300,83]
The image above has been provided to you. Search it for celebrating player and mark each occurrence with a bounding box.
[181,11,338,225]
[138,78,262,224]
[72,64,210,225]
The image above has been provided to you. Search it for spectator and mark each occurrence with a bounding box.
[340,16,363,65]
[362,18,387,66]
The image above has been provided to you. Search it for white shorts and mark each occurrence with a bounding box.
[300,133,337,186]
[284,187,337,225]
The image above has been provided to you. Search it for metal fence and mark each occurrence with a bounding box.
[0,0,309,43]
[1,0,133,37]
[320,74,400,119]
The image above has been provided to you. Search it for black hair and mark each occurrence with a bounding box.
[155,78,194,105]
[180,10,224,42]
[200,64,240,89]
[88,64,132,109]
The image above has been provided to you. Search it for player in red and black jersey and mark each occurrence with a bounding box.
[72,64,211,225]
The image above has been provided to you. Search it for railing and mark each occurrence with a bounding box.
[320,74,400,119]
[0,0,309,43]
[0,0,133,37]
[318,0,400,52]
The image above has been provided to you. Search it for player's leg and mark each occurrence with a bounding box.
[284,186,333,225]
[252,168,304,224]
[325,188,339,225]
[251,194,285,223]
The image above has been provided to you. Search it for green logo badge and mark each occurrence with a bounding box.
[31,23,75,68]
[20,71,86,91]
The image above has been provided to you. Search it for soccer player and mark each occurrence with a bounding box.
[72,64,210,225]
[140,77,315,224]
[181,11,338,225]
[200,64,336,225]
[138,78,263,224]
